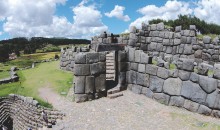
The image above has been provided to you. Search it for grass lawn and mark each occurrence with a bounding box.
[0,71,10,79]
[0,60,73,107]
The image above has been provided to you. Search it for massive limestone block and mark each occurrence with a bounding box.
[162,39,170,46]
[181,81,207,104]
[184,99,199,112]
[128,48,135,62]
[137,73,149,87]
[183,44,192,55]
[157,22,164,31]
[153,93,170,105]
[157,67,169,79]
[140,52,149,64]
[178,70,191,81]
[198,105,211,116]
[206,90,218,108]
[169,96,185,107]
[90,62,106,75]
[75,94,88,103]
[163,78,182,96]
[74,64,90,76]
[128,70,137,84]
[146,64,158,75]
[74,76,85,94]
[182,59,194,71]
[99,52,106,62]
[199,75,217,94]
[149,76,164,92]
[95,74,106,92]
[75,53,86,64]
[135,50,141,63]
[130,63,138,71]
[118,51,127,62]
[203,36,211,44]
[213,69,220,80]
[138,64,146,73]
[190,72,199,83]
[174,38,181,45]
[86,52,99,64]
[85,76,95,94]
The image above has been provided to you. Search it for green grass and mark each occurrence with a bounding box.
[152,59,157,65]
[0,52,60,71]
[197,34,219,41]
[0,71,10,79]
[0,60,73,108]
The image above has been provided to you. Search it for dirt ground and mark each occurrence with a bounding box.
[39,87,220,130]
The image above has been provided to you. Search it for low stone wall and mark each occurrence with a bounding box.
[0,94,64,129]
[60,46,90,72]
[74,52,106,102]
[0,67,19,84]
[127,47,220,118]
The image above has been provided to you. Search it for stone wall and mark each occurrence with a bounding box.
[74,52,106,102]
[127,47,220,118]
[60,46,90,72]
[0,67,19,84]
[128,23,220,63]
[0,94,64,129]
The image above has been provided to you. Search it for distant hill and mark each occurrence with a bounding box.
[0,37,90,62]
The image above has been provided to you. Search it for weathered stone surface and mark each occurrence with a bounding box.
[205,90,218,108]
[178,70,191,81]
[169,96,185,107]
[99,52,106,62]
[190,72,199,83]
[146,64,158,75]
[213,69,220,80]
[190,25,196,30]
[140,52,149,64]
[199,75,217,94]
[75,94,88,103]
[174,38,181,45]
[128,48,135,62]
[169,69,178,78]
[182,59,194,71]
[203,36,211,44]
[175,26,182,32]
[181,81,207,104]
[198,105,211,116]
[163,78,182,96]
[157,67,169,79]
[149,76,164,92]
[130,63,138,71]
[138,64,145,73]
[85,76,95,93]
[95,74,106,92]
[75,53,86,64]
[75,76,85,94]
[183,44,192,55]
[90,62,105,75]
[162,39,170,46]
[184,99,199,112]
[86,52,99,63]
[211,110,220,118]
[118,51,127,62]
[131,84,142,94]
[119,62,127,72]
[74,64,90,76]
[135,50,141,62]
[157,22,164,30]
[128,70,137,84]
[137,73,149,87]
[153,93,170,105]
[148,42,157,51]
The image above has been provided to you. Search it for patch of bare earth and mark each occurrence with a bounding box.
[39,87,220,130]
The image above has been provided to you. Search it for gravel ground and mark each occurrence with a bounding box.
[39,87,220,130]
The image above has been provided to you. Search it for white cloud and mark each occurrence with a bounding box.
[105,5,130,22]
[194,0,220,24]
[130,0,193,29]
[0,0,108,39]
[0,31,2,36]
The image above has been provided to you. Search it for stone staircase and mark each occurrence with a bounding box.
[107,87,123,99]
[106,52,115,81]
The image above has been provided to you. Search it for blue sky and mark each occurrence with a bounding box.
[0,0,219,40]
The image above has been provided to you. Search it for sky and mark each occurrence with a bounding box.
[0,0,219,40]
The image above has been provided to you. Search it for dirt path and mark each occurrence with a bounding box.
[38,87,220,130]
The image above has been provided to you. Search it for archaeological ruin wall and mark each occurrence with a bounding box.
[0,94,64,129]
[60,22,220,118]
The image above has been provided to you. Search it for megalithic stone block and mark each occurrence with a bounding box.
[74,64,90,76]
[95,74,106,92]
[74,76,85,94]
[85,76,95,94]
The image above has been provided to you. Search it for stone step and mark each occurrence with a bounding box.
[106,66,114,70]
[106,63,114,66]
[107,87,120,95]
[106,70,115,74]
[107,92,123,99]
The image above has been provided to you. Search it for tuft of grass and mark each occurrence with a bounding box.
[169,64,176,70]
[208,70,214,76]
[152,59,157,65]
